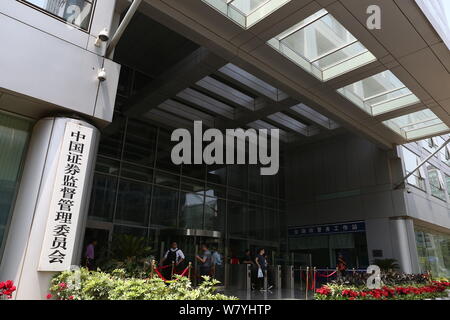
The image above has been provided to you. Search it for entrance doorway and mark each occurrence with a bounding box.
[81,227,110,268]
[159,229,224,284]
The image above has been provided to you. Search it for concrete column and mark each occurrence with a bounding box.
[0,117,99,300]
[390,218,420,274]
[366,217,420,274]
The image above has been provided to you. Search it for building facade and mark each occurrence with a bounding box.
[0,0,449,299]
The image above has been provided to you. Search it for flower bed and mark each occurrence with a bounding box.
[0,280,16,299]
[315,281,450,300]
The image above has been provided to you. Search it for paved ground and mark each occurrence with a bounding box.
[221,288,310,300]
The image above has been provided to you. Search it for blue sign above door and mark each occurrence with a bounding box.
[288,221,365,237]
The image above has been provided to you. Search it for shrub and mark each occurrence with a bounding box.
[48,268,237,300]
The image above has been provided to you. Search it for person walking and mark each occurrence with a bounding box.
[242,249,256,290]
[161,241,185,279]
[255,248,268,291]
[85,240,97,271]
[211,246,224,283]
[337,254,348,280]
[196,244,213,283]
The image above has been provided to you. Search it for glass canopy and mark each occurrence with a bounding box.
[337,71,421,116]
[202,0,291,29]
[383,109,449,141]
[268,9,377,81]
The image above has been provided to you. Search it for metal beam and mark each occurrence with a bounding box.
[124,47,227,117]
[176,88,235,120]
[290,104,340,130]
[216,64,289,102]
[267,112,320,137]
[157,99,215,127]
[194,76,255,111]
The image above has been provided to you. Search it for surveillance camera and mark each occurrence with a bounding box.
[97,68,107,82]
[94,28,109,47]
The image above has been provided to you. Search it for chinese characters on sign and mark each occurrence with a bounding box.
[288,221,366,237]
[39,122,93,271]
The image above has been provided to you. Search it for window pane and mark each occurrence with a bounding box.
[0,113,31,261]
[207,165,227,185]
[154,170,179,188]
[415,226,450,278]
[98,114,125,159]
[151,186,178,228]
[121,163,153,183]
[402,147,426,190]
[179,191,205,229]
[204,197,225,231]
[88,174,117,222]
[228,202,248,238]
[95,157,120,176]
[228,165,248,189]
[123,119,157,167]
[427,164,446,200]
[115,180,151,226]
[22,0,95,30]
[156,129,181,174]
[249,206,264,240]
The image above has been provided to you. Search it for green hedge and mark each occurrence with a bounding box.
[48,268,238,300]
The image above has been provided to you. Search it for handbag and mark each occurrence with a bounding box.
[257,268,264,278]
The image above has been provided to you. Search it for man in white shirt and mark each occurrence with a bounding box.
[161,242,185,279]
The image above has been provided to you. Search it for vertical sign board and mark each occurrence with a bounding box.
[38,122,93,271]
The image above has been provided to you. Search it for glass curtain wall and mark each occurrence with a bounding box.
[0,112,32,262]
[88,112,286,261]
[415,226,450,278]
[87,64,287,265]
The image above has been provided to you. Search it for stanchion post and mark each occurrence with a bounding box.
[277,265,281,291]
[150,260,155,278]
[246,263,252,292]
[313,267,316,293]
[305,266,309,300]
[299,265,302,290]
[188,262,192,280]
[171,261,175,279]
[264,269,268,291]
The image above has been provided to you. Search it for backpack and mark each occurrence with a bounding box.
[166,249,178,264]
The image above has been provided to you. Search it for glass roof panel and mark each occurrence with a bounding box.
[337,71,421,116]
[203,0,291,29]
[229,0,271,15]
[268,9,376,81]
[383,109,449,140]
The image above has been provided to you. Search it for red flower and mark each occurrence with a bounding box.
[69,296,74,300]
[58,282,67,290]
[316,286,331,295]
[0,282,4,290]
[46,294,53,299]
